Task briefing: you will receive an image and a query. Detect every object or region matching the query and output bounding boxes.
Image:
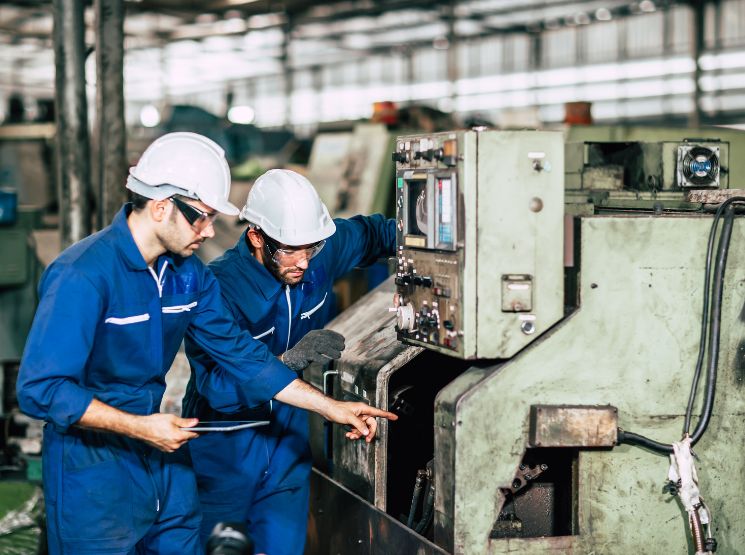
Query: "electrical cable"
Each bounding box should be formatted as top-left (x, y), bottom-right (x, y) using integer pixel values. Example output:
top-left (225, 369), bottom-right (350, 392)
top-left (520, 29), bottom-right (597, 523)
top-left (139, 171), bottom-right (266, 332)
top-left (406, 470), bottom-right (426, 529)
top-left (618, 197), bottom-right (745, 454)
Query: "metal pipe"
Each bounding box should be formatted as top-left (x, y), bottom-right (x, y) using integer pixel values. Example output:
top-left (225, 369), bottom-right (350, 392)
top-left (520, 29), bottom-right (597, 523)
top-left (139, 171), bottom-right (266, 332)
top-left (281, 15), bottom-right (294, 128)
top-left (94, 0), bottom-right (127, 228)
top-left (53, 0), bottom-right (92, 248)
top-left (690, 508), bottom-right (705, 554)
top-left (690, 0), bottom-right (705, 128)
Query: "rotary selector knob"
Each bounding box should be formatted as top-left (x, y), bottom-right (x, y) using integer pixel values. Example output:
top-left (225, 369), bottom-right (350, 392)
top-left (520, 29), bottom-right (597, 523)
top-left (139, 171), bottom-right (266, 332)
top-left (397, 304), bottom-right (416, 331)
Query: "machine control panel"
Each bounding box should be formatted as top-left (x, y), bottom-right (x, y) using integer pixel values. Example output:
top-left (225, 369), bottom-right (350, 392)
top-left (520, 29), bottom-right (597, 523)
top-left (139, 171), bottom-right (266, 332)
top-left (392, 129), bottom-right (565, 359)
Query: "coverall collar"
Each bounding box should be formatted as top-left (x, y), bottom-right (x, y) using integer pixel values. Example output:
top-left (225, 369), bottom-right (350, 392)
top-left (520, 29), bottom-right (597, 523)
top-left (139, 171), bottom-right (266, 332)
top-left (112, 203), bottom-right (182, 274)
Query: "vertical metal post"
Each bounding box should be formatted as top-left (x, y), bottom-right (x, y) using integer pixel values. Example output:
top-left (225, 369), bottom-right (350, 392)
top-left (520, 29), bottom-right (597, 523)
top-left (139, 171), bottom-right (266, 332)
top-left (444, 0), bottom-right (457, 113)
top-left (53, 0), bottom-right (91, 248)
top-left (281, 15), bottom-right (294, 128)
top-left (690, 0), bottom-right (705, 128)
top-left (95, 0), bottom-right (127, 229)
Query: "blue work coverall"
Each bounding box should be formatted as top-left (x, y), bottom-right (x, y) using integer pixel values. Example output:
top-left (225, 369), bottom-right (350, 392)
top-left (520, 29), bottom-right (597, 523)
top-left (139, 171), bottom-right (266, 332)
top-left (183, 214), bottom-right (396, 554)
top-left (16, 205), bottom-right (296, 555)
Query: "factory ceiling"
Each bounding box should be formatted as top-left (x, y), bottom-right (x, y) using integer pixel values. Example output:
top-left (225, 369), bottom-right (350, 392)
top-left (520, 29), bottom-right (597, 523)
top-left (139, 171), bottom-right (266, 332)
top-left (0, 1), bottom-right (692, 106)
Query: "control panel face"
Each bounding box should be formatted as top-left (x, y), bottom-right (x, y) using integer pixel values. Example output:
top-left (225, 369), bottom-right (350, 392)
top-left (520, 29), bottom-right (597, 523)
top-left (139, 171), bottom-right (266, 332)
top-left (394, 134), bottom-right (465, 355)
top-left (392, 129), bottom-right (565, 360)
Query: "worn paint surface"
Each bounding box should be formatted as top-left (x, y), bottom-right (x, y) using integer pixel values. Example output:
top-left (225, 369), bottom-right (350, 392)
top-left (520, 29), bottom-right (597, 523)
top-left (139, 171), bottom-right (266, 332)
top-left (528, 405), bottom-right (617, 448)
top-left (437, 215), bottom-right (745, 554)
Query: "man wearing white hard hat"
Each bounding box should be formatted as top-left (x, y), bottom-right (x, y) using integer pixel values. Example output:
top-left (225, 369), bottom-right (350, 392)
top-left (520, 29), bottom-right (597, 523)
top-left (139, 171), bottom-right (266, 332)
top-left (16, 134), bottom-right (396, 555)
top-left (183, 169), bottom-right (397, 554)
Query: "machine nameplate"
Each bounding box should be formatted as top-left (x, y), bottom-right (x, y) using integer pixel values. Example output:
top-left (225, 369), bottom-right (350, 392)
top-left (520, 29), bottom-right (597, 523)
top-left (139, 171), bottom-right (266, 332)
top-left (529, 404), bottom-right (618, 447)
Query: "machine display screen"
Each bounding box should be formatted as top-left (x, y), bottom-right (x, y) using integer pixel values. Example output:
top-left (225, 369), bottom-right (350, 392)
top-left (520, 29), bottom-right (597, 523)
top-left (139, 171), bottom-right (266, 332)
top-left (406, 180), bottom-right (428, 237)
top-left (436, 177), bottom-right (455, 249)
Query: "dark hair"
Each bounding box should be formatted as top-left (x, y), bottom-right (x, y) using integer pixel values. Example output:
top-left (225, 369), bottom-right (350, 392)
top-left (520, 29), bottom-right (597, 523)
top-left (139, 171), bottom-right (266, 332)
top-left (129, 192), bottom-right (151, 211)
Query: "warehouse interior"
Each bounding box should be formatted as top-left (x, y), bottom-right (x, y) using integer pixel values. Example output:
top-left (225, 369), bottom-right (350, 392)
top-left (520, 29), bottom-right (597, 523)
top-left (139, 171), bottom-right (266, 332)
top-left (2, 1), bottom-right (745, 554)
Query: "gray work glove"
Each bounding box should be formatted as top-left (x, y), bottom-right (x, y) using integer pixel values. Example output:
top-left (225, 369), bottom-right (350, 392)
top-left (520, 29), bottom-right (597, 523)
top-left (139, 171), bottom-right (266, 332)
top-left (282, 329), bottom-right (346, 372)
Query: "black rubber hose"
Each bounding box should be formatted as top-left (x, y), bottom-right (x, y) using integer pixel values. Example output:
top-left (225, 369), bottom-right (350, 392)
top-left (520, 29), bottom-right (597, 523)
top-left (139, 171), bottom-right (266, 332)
top-left (683, 200), bottom-right (720, 434)
top-left (690, 203), bottom-right (734, 444)
top-left (618, 198), bottom-right (743, 453)
top-left (407, 470), bottom-right (427, 529)
top-left (414, 482), bottom-right (436, 535)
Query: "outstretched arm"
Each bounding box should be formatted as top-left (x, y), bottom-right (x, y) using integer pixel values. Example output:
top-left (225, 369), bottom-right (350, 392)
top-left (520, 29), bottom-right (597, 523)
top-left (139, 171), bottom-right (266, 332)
top-left (274, 378), bottom-right (397, 443)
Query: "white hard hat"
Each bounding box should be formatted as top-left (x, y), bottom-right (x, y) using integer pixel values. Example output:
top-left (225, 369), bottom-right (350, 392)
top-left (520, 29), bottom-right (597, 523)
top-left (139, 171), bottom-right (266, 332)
top-left (240, 169), bottom-right (336, 245)
top-left (127, 132), bottom-right (239, 216)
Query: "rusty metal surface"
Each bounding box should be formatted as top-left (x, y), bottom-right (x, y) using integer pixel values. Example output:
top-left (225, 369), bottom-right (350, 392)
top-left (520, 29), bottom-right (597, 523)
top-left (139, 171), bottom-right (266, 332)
top-left (306, 468), bottom-right (450, 555)
top-left (685, 188), bottom-right (745, 204)
top-left (582, 165), bottom-right (624, 190)
top-left (529, 405), bottom-right (618, 448)
top-left (306, 275), bottom-right (421, 503)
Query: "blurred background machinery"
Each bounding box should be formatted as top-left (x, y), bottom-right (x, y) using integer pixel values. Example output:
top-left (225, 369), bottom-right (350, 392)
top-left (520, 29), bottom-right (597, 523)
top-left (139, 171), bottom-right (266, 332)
top-left (306, 126), bottom-right (745, 554)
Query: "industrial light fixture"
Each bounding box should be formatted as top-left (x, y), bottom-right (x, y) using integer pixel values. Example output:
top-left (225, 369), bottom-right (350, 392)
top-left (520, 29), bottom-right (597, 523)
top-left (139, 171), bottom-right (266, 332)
top-left (139, 104), bottom-right (160, 127)
top-left (227, 105), bottom-right (255, 124)
top-left (595, 8), bottom-right (612, 21)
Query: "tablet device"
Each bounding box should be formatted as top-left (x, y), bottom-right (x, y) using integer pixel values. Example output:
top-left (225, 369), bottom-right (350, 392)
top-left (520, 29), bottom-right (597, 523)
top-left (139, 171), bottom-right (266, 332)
top-left (180, 420), bottom-right (270, 432)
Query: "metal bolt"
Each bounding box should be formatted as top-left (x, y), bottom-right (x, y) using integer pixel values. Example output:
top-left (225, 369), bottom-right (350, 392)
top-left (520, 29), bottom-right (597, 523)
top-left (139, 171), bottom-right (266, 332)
top-left (540, 464), bottom-right (548, 471)
top-left (521, 321), bottom-right (535, 335)
top-left (512, 479), bottom-right (522, 489)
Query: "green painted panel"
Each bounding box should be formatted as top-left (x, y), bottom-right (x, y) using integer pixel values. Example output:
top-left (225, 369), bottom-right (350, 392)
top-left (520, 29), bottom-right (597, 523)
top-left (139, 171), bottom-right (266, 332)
top-left (437, 215), bottom-right (745, 554)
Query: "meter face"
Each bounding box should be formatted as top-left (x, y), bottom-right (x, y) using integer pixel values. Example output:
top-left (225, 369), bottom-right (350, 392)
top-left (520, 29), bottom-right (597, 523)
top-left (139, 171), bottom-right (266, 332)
top-left (406, 179), bottom-right (428, 237)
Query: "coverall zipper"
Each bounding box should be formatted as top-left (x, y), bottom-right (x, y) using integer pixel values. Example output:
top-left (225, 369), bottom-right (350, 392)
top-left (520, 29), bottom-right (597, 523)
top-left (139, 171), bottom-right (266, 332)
top-left (141, 450), bottom-right (161, 512)
top-left (145, 262), bottom-right (167, 512)
top-left (284, 285), bottom-right (292, 352)
top-left (148, 261), bottom-right (168, 298)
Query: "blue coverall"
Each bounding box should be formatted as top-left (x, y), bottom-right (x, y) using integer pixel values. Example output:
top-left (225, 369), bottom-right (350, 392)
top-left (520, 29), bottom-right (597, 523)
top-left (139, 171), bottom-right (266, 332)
top-left (16, 205), bottom-right (296, 555)
top-left (183, 214), bottom-right (396, 554)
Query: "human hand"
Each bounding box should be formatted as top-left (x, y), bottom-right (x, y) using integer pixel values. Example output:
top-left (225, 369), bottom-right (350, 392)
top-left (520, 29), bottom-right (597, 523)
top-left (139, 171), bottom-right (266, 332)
top-left (323, 401), bottom-right (398, 443)
top-left (134, 413), bottom-right (199, 452)
top-left (282, 329), bottom-right (345, 372)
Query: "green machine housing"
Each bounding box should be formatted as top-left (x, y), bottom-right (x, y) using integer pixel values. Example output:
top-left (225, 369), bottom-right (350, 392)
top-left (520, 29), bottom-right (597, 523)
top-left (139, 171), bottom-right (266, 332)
top-left (305, 126), bottom-right (745, 555)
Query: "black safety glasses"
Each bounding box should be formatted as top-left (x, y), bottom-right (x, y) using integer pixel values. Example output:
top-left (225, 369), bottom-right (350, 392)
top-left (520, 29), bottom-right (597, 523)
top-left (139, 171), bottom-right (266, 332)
top-left (170, 197), bottom-right (218, 232)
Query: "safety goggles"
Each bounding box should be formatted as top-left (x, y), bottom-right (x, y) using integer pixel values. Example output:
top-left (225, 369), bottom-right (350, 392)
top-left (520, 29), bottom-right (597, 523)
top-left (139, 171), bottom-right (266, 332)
top-left (170, 197), bottom-right (218, 232)
top-left (261, 231), bottom-right (325, 264)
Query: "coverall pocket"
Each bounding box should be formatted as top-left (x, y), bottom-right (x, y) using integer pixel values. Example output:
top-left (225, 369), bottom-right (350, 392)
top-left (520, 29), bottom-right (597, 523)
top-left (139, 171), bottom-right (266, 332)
top-left (101, 305), bottom-right (152, 380)
top-left (59, 434), bottom-right (134, 542)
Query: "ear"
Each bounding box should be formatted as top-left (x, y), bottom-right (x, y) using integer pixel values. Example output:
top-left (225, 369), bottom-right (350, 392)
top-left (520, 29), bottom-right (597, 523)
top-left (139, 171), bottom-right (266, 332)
top-left (247, 228), bottom-right (264, 249)
top-left (149, 198), bottom-right (171, 223)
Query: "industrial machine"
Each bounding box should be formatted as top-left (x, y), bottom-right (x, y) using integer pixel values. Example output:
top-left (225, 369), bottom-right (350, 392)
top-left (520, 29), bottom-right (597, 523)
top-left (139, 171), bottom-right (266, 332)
top-left (306, 127), bottom-right (745, 554)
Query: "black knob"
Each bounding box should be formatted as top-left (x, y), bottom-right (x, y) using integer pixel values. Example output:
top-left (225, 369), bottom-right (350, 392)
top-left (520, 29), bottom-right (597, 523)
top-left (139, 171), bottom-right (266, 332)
top-left (433, 148), bottom-right (444, 161)
top-left (421, 276), bottom-right (433, 287)
top-left (412, 276), bottom-right (423, 285)
top-left (392, 151), bottom-right (407, 164)
top-left (402, 274), bottom-right (412, 284)
top-left (422, 149), bottom-right (434, 162)
top-left (414, 150), bottom-right (424, 160)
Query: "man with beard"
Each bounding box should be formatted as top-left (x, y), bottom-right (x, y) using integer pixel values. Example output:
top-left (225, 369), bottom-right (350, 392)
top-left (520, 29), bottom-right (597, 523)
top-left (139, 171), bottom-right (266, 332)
top-left (16, 135), bottom-right (396, 555)
top-left (183, 169), bottom-right (396, 554)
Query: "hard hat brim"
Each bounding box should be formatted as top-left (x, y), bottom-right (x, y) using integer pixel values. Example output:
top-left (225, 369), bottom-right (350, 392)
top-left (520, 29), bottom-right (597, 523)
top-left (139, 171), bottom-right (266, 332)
top-left (128, 169), bottom-right (240, 216)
